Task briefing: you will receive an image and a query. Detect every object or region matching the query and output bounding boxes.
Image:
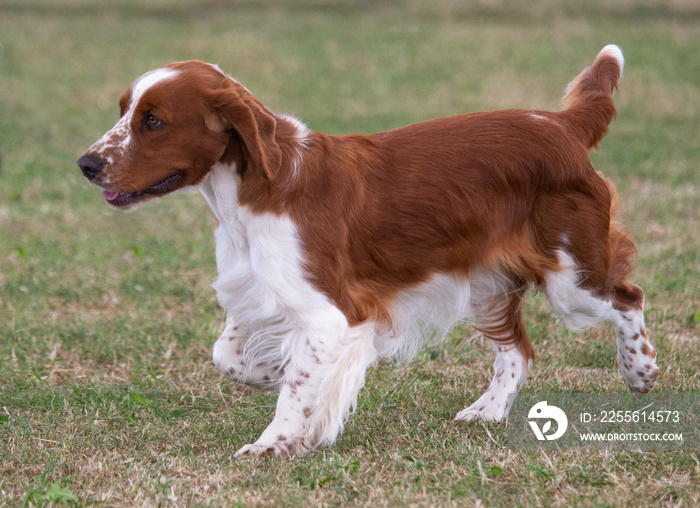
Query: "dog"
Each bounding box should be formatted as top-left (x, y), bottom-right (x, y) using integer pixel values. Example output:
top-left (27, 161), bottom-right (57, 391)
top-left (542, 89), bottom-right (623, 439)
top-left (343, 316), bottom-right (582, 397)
top-left (78, 45), bottom-right (657, 457)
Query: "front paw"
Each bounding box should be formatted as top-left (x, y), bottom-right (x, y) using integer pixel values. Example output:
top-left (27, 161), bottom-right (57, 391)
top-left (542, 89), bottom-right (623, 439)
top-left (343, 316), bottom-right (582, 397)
top-left (234, 436), bottom-right (309, 458)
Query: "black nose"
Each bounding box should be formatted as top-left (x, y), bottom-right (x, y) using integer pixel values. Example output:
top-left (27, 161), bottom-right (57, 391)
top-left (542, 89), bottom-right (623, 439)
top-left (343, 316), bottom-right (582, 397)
top-left (78, 154), bottom-right (105, 180)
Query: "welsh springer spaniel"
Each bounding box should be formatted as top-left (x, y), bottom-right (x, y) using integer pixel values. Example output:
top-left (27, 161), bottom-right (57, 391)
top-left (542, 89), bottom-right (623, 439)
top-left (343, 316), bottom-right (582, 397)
top-left (78, 45), bottom-right (657, 457)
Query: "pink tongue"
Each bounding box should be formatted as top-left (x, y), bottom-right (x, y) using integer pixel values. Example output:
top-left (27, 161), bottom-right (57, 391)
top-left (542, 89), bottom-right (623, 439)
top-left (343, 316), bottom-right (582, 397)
top-left (103, 190), bottom-right (120, 201)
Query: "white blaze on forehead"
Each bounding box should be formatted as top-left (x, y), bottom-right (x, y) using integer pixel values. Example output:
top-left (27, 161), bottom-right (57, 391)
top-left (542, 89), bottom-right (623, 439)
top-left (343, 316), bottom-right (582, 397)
top-left (126, 67), bottom-right (180, 115)
top-left (87, 67), bottom-right (180, 166)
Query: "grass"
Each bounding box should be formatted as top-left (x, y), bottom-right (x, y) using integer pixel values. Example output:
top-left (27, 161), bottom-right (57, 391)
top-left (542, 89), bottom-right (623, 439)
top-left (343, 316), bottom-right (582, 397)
top-left (1, 0), bottom-right (699, 505)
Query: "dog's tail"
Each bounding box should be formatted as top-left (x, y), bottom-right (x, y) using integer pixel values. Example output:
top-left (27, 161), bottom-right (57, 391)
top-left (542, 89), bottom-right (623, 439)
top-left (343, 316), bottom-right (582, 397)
top-left (559, 45), bottom-right (624, 150)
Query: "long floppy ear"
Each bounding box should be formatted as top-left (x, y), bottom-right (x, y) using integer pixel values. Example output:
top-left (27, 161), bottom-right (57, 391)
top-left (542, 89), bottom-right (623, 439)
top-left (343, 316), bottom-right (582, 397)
top-left (207, 78), bottom-right (283, 180)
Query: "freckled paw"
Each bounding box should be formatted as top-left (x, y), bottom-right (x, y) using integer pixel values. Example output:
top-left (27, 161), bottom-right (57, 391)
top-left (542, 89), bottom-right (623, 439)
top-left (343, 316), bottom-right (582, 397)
top-left (234, 443), bottom-right (276, 458)
top-left (625, 366), bottom-right (659, 395)
top-left (234, 437), bottom-right (309, 458)
top-left (454, 404), bottom-right (506, 423)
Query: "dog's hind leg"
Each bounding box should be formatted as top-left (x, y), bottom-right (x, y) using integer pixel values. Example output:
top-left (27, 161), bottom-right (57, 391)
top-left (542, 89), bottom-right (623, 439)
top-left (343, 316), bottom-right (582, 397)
top-left (544, 248), bottom-right (658, 395)
top-left (534, 176), bottom-right (657, 395)
top-left (610, 282), bottom-right (658, 394)
top-left (455, 281), bottom-right (534, 422)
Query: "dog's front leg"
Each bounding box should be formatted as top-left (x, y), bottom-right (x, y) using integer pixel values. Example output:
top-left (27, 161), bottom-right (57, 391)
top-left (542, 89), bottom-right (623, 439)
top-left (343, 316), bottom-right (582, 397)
top-left (212, 318), bottom-right (283, 389)
top-left (234, 324), bottom-right (377, 458)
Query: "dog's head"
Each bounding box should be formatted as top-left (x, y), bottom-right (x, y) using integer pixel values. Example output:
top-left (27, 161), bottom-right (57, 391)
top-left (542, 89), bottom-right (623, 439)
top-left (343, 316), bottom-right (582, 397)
top-left (78, 61), bottom-right (282, 209)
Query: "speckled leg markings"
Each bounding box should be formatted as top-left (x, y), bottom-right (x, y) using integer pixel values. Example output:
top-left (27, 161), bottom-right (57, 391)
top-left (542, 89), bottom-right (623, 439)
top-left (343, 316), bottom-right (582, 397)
top-left (615, 308), bottom-right (658, 394)
top-left (233, 339), bottom-right (327, 458)
top-left (234, 325), bottom-right (377, 458)
top-left (212, 320), bottom-right (282, 389)
top-left (233, 363), bottom-right (315, 458)
top-left (455, 343), bottom-right (529, 422)
top-left (543, 252), bottom-right (658, 395)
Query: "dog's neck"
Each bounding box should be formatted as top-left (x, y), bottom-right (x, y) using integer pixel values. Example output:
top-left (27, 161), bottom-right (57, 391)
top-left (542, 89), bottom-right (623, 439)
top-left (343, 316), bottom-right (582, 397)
top-left (199, 162), bottom-right (249, 249)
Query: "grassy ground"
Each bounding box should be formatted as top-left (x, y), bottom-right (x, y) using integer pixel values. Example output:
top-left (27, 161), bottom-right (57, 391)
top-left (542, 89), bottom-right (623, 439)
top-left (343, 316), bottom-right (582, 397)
top-left (1, 0), bottom-right (699, 506)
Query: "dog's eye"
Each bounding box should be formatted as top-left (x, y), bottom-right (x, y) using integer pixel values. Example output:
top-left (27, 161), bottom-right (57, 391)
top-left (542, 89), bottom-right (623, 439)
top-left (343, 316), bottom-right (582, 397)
top-left (144, 114), bottom-right (162, 128)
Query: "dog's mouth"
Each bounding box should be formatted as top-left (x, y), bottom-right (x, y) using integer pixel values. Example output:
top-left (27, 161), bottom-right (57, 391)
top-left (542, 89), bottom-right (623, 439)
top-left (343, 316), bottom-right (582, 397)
top-left (102, 172), bottom-right (183, 208)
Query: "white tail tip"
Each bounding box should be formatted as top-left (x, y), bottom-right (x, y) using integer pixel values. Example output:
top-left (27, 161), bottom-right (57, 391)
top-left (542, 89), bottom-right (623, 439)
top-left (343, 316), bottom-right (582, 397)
top-left (598, 44), bottom-right (624, 77)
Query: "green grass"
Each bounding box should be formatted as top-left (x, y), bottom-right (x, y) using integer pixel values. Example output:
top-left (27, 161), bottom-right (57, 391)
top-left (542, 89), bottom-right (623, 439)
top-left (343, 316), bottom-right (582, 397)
top-left (1, 0), bottom-right (699, 506)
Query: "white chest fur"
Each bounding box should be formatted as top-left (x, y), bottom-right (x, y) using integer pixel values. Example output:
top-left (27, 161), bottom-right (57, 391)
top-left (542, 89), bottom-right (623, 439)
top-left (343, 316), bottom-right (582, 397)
top-left (199, 163), bottom-right (380, 455)
top-left (198, 163), bottom-right (349, 364)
